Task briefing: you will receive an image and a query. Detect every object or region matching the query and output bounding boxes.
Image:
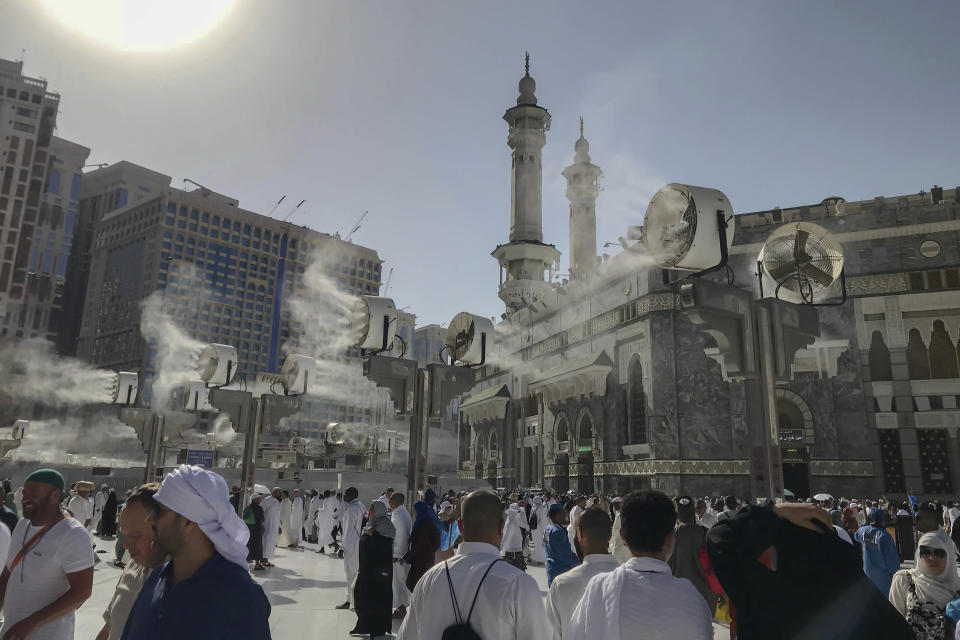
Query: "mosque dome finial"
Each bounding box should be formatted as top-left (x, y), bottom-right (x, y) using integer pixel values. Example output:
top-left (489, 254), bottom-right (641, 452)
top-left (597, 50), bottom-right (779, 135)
top-left (517, 51), bottom-right (537, 105)
top-left (574, 116), bottom-right (590, 162)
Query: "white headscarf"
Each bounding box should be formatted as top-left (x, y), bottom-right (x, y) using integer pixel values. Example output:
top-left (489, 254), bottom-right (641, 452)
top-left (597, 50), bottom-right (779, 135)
top-left (911, 531), bottom-right (960, 608)
top-left (155, 465), bottom-right (250, 571)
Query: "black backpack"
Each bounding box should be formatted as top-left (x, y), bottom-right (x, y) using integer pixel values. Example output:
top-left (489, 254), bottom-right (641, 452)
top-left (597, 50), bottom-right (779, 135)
top-left (528, 512), bottom-right (538, 530)
top-left (441, 558), bottom-right (502, 640)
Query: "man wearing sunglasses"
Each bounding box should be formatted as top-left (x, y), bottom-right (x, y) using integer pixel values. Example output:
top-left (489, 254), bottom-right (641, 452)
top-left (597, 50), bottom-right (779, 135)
top-left (0, 468), bottom-right (94, 640)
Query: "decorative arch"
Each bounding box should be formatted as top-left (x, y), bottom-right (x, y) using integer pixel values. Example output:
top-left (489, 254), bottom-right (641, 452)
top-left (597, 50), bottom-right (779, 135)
top-left (907, 328), bottom-right (931, 380)
top-left (554, 413), bottom-right (569, 450)
top-left (575, 406), bottom-right (595, 454)
top-left (868, 330), bottom-right (893, 381)
top-left (474, 432), bottom-right (486, 465)
top-left (775, 389), bottom-right (815, 445)
top-left (929, 320), bottom-right (960, 379)
top-left (488, 430), bottom-right (498, 457)
top-left (627, 356), bottom-right (647, 444)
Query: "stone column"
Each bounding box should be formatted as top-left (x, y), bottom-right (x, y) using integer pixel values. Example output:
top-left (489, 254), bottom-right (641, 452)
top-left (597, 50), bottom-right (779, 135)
top-left (946, 428), bottom-right (960, 496)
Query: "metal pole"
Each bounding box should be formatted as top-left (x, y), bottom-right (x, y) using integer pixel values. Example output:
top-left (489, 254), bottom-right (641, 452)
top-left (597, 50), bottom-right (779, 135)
top-left (238, 396), bottom-right (263, 515)
top-left (406, 368), bottom-right (429, 503)
top-left (145, 414), bottom-right (165, 484)
top-left (754, 303), bottom-right (784, 501)
top-left (419, 368), bottom-right (431, 491)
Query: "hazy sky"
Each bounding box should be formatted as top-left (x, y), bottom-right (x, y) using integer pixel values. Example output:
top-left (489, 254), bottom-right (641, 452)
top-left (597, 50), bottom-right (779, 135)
top-left (2, 1), bottom-right (959, 328)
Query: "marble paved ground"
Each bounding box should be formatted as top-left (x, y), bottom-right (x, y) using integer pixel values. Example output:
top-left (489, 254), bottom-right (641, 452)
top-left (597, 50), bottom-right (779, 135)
top-left (76, 535), bottom-right (731, 639)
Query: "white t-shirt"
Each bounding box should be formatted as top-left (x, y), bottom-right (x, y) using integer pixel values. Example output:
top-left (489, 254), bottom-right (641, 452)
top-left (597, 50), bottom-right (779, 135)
top-left (4, 516), bottom-right (95, 640)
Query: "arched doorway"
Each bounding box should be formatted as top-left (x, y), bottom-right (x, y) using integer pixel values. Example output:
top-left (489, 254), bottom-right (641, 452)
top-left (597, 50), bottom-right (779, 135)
top-left (575, 409), bottom-right (596, 494)
top-left (777, 390), bottom-right (813, 499)
top-left (522, 447), bottom-right (535, 488)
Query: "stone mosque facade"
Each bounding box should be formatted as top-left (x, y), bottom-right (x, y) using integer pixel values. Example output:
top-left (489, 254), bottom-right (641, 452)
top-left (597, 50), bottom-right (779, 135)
top-left (455, 59), bottom-right (960, 500)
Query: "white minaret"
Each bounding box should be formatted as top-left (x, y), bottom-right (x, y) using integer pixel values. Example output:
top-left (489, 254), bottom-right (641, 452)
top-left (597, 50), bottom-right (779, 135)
top-left (492, 53), bottom-right (560, 311)
top-left (562, 118), bottom-right (602, 279)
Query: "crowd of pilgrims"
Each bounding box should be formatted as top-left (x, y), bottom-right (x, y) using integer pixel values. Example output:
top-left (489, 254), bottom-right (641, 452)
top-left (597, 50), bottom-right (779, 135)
top-left (234, 483), bottom-right (960, 640)
top-left (1, 468), bottom-right (960, 639)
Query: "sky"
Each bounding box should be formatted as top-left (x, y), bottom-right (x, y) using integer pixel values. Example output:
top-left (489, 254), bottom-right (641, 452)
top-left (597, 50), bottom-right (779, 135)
top-left (2, 0), bottom-right (959, 328)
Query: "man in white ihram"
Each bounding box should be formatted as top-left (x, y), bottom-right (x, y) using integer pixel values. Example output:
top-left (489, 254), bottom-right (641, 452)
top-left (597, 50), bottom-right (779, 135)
top-left (277, 491), bottom-right (293, 546)
top-left (567, 496), bottom-right (585, 552)
top-left (389, 492), bottom-right (413, 619)
top-left (315, 490), bottom-right (339, 553)
top-left (398, 489), bottom-right (550, 640)
top-left (568, 490), bottom-right (712, 640)
top-left (335, 487), bottom-right (365, 610)
top-left (306, 490), bottom-right (319, 543)
top-left (93, 484), bottom-right (109, 534)
top-left (547, 508), bottom-right (620, 639)
top-left (66, 482), bottom-right (94, 531)
top-left (259, 487), bottom-right (281, 566)
top-left (288, 489), bottom-right (304, 548)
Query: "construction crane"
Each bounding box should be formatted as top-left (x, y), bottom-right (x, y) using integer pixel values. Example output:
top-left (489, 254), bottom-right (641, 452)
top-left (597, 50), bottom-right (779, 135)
top-left (343, 210), bottom-right (368, 242)
top-left (281, 199), bottom-right (306, 222)
top-left (267, 195), bottom-right (286, 217)
top-left (183, 178), bottom-right (212, 196)
top-left (383, 266), bottom-right (394, 296)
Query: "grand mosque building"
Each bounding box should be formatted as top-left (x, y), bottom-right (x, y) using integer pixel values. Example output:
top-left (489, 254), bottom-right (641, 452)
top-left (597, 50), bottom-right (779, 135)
top-left (455, 58), bottom-right (960, 500)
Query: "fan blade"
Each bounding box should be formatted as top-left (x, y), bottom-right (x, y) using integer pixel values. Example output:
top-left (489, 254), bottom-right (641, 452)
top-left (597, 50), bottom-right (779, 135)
top-left (793, 229), bottom-right (810, 263)
top-left (799, 262), bottom-right (834, 287)
top-left (768, 262), bottom-right (797, 281)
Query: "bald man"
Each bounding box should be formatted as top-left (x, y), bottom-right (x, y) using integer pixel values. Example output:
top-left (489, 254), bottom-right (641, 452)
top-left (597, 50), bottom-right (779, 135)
top-left (547, 508), bottom-right (619, 639)
top-left (398, 490), bottom-right (550, 640)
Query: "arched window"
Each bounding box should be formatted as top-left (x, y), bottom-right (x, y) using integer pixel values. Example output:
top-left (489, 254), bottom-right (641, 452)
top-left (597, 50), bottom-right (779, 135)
top-left (869, 331), bottom-right (893, 381)
top-left (578, 411), bottom-right (594, 444)
top-left (929, 320), bottom-right (960, 379)
top-left (555, 414), bottom-right (569, 446)
top-left (907, 328), bottom-right (931, 380)
top-left (489, 431), bottom-right (498, 455)
top-left (627, 358), bottom-right (646, 444)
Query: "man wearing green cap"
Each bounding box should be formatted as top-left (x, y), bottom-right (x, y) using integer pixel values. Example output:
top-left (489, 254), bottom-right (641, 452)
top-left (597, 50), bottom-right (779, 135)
top-left (0, 468), bottom-right (94, 640)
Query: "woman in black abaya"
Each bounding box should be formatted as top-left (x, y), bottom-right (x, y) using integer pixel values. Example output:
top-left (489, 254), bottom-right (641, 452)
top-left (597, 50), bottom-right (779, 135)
top-left (351, 500), bottom-right (396, 638)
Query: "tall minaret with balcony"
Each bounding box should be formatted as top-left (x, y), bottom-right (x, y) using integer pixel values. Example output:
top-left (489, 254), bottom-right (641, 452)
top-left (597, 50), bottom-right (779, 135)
top-left (492, 53), bottom-right (560, 312)
top-left (562, 118), bottom-right (602, 279)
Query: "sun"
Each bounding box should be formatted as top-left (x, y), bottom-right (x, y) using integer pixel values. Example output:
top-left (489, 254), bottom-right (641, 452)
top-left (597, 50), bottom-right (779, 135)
top-left (38, 0), bottom-right (236, 53)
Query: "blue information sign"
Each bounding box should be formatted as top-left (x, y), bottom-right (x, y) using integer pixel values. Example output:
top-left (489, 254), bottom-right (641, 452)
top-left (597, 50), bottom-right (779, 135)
top-left (186, 449), bottom-right (215, 468)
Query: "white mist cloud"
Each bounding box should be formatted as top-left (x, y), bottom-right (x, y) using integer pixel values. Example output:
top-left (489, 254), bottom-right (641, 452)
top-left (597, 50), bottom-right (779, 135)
top-left (139, 264), bottom-right (211, 412)
top-left (10, 412), bottom-right (145, 467)
top-left (0, 338), bottom-right (117, 405)
top-left (280, 259), bottom-right (387, 441)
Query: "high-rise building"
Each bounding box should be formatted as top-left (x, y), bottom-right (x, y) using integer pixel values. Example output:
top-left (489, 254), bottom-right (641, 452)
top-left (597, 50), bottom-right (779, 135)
top-left (76, 164), bottom-right (383, 431)
top-left (413, 323), bottom-right (446, 366)
top-left (59, 162), bottom-right (170, 355)
top-left (20, 136), bottom-right (90, 342)
top-left (389, 310), bottom-right (416, 359)
top-left (0, 58), bottom-right (67, 338)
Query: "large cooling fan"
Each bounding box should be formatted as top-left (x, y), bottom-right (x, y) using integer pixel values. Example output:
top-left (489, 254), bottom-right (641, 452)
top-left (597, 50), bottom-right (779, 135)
top-left (445, 313), bottom-right (494, 365)
top-left (352, 296), bottom-right (397, 351)
top-left (759, 222), bottom-right (844, 302)
top-left (643, 184), bottom-right (735, 271)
